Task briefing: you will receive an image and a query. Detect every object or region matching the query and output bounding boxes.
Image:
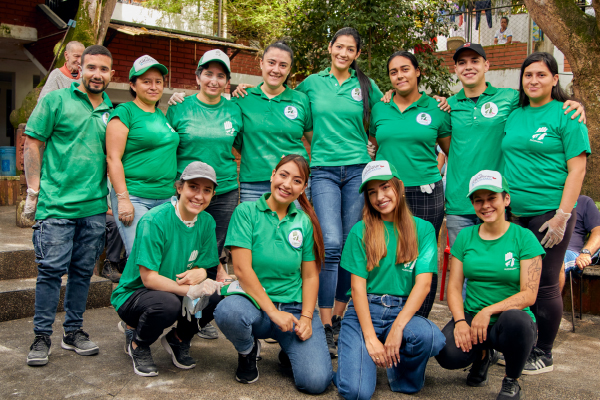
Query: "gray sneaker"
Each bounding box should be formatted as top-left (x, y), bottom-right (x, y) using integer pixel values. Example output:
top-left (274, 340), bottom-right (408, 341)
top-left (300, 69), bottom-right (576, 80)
top-left (27, 334), bottom-right (51, 366)
top-left (118, 321), bottom-right (134, 355)
top-left (61, 329), bottom-right (99, 356)
top-left (197, 322), bottom-right (219, 340)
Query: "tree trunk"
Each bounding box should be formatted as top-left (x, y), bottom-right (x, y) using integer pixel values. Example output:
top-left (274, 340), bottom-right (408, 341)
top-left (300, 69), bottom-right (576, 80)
top-left (522, 0), bottom-right (600, 201)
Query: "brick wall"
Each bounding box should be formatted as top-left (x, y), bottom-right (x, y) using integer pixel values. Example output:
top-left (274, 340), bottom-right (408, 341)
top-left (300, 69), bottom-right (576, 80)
top-left (0, 0), bottom-right (44, 27)
top-left (437, 43), bottom-right (528, 73)
top-left (564, 57), bottom-right (571, 72)
top-left (106, 29), bottom-right (261, 90)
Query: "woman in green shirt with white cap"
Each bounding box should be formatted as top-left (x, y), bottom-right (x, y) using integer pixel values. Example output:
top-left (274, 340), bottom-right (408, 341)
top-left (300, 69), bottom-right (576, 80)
top-left (166, 49), bottom-right (242, 285)
top-left (107, 55), bottom-right (179, 256)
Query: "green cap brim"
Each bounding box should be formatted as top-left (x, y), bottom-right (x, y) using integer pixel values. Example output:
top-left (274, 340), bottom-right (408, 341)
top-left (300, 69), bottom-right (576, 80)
top-left (359, 174), bottom-right (395, 194)
top-left (466, 184), bottom-right (505, 198)
top-left (129, 63), bottom-right (169, 79)
top-left (220, 284), bottom-right (261, 309)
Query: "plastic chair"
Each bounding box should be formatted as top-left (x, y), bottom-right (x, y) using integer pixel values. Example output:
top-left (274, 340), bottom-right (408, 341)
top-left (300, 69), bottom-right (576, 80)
top-left (440, 235), bottom-right (451, 301)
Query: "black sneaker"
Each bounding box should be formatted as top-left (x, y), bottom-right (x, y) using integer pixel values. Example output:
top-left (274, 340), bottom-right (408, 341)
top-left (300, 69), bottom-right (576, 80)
top-left (129, 342), bottom-right (158, 377)
top-left (324, 324), bottom-right (337, 357)
top-left (522, 347), bottom-right (553, 375)
top-left (161, 330), bottom-right (196, 369)
top-left (278, 349), bottom-right (292, 369)
top-left (236, 338), bottom-right (261, 384)
top-left (497, 352), bottom-right (506, 366)
top-left (197, 322), bottom-right (219, 340)
top-left (497, 377), bottom-right (523, 399)
top-left (102, 259), bottom-right (122, 283)
top-left (331, 315), bottom-right (342, 343)
top-left (27, 334), bottom-right (51, 366)
top-left (118, 321), bottom-right (134, 355)
top-left (467, 349), bottom-right (497, 387)
top-left (61, 329), bottom-right (99, 356)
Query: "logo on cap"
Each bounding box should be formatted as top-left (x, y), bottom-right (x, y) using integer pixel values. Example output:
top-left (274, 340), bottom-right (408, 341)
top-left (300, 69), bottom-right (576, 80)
top-left (464, 43), bottom-right (471, 47)
top-left (416, 112), bottom-right (432, 126)
top-left (481, 102), bottom-right (498, 118)
top-left (135, 55), bottom-right (158, 71)
top-left (351, 88), bottom-right (362, 101)
top-left (288, 230), bottom-right (303, 248)
top-left (224, 121), bottom-right (235, 136)
top-left (284, 106), bottom-right (298, 120)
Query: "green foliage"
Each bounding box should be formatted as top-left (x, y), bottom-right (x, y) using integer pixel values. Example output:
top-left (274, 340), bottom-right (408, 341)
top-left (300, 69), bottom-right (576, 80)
top-left (286, 0), bottom-right (456, 95)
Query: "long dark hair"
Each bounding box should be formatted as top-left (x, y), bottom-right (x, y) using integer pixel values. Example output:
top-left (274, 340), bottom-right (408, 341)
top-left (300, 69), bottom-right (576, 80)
top-left (263, 41), bottom-right (294, 85)
top-left (330, 27), bottom-right (373, 130)
top-left (273, 154), bottom-right (325, 270)
top-left (518, 52), bottom-right (570, 106)
top-left (386, 51), bottom-right (421, 85)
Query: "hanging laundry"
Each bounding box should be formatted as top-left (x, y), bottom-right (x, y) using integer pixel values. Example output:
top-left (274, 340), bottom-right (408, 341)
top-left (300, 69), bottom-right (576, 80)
top-left (475, 0), bottom-right (492, 30)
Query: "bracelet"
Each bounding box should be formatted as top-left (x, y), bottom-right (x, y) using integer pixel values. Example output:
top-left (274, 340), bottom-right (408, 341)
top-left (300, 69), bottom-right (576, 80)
top-left (300, 313), bottom-right (313, 320)
top-left (454, 318), bottom-right (467, 325)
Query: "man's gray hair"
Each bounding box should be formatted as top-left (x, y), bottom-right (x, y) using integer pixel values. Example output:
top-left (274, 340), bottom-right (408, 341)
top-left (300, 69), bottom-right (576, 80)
top-left (65, 41), bottom-right (85, 53)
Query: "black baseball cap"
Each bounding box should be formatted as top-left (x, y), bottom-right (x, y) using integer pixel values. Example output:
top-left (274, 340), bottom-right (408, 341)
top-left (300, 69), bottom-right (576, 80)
top-left (453, 43), bottom-right (487, 62)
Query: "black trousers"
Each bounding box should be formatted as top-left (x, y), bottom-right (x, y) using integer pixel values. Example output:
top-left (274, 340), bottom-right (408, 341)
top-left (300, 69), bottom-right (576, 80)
top-left (117, 288), bottom-right (222, 347)
top-left (435, 310), bottom-right (537, 379)
top-left (105, 213), bottom-right (124, 264)
top-left (513, 209), bottom-right (576, 353)
top-left (405, 179), bottom-right (445, 318)
top-left (203, 188), bottom-right (239, 280)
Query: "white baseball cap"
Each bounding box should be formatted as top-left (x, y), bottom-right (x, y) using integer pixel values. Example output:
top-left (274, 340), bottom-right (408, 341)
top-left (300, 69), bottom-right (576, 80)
top-left (467, 170), bottom-right (510, 198)
top-left (359, 160), bottom-right (401, 193)
top-left (129, 55), bottom-right (168, 79)
top-left (198, 49), bottom-right (231, 73)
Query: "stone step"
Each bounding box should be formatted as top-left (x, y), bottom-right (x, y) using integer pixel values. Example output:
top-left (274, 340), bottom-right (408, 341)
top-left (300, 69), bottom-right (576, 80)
top-left (0, 250), bottom-right (38, 280)
top-left (0, 275), bottom-right (112, 322)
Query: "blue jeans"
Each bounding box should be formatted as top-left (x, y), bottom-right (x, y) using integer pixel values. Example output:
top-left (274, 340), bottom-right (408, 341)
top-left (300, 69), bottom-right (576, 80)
top-left (564, 249), bottom-right (600, 276)
top-left (335, 295), bottom-right (445, 398)
top-left (110, 189), bottom-right (170, 257)
top-left (311, 164), bottom-right (366, 307)
top-left (32, 213), bottom-right (106, 336)
top-left (446, 214), bottom-right (481, 299)
top-left (214, 295), bottom-right (333, 394)
top-left (204, 188), bottom-right (239, 278)
top-left (239, 179), bottom-right (311, 210)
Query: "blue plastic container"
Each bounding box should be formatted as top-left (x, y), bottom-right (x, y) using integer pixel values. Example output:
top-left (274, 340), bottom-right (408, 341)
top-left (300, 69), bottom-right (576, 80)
top-left (0, 146), bottom-right (16, 176)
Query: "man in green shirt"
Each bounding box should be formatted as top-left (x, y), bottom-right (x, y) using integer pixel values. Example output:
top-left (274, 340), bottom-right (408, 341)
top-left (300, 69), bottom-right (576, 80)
top-left (445, 43), bottom-right (585, 247)
top-left (22, 45), bottom-right (115, 367)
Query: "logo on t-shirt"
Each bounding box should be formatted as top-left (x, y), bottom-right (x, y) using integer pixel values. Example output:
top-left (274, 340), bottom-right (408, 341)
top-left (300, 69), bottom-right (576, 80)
top-left (416, 113), bottom-right (432, 126)
top-left (351, 88), bottom-right (362, 101)
top-left (187, 249), bottom-right (199, 269)
top-left (481, 102), bottom-right (498, 118)
top-left (102, 112), bottom-right (110, 126)
top-left (166, 122), bottom-right (176, 133)
top-left (284, 106), bottom-right (298, 120)
top-left (288, 229), bottom-right (303, 248)
top-left (224, 121), bottom-right (235, 136)
top-left (402, 259), bottom-right (417, 271)
top-left (530, 127), bottom-right (548, 143)
top-left (505, 252), bottom-right (516, 270)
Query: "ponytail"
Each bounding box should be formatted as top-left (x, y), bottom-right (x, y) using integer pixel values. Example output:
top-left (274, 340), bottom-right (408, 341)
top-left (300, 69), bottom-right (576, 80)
top-left (273, 155), bottom-right (325, 271)
top-left (330, 27), bottom-right (373, 131)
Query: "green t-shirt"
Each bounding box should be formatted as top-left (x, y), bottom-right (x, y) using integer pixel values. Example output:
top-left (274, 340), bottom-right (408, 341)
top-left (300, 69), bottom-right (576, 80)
top-left (231, 84), bottom-right (312, 182)
top-left (370, 93), bottom-right (451, 186)
top-left (340, 217), bottom-right (438, 297)
top-left (502, 100), bottom-right (591, 217)
top-left (109, 102), bottom-right (179, 199)
top-left (25, 83), bottom-right (110, 220)
top-left (225, 193), bottom-right (315, 303)
top-left (296, 68), bottom-right (383, 167)
top-left (166, 95), bottom-right (243, 195)
top-left (445, 84), bottom-right (519, 215)
top-left (111, 200), bottom-right (219, 311)
top-left (451, 223), bottom-right (546, 324)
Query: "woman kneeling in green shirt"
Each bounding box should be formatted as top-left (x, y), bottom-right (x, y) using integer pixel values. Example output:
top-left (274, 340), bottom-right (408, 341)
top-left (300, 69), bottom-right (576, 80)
top-left (334, 160), bottom-right (445, 399)
top-left (111, 162), bottom-right (223, 377)
top-left (436, 170), bottom-right (545, 400)
top-left (213, 155), bottom-right (333, 393)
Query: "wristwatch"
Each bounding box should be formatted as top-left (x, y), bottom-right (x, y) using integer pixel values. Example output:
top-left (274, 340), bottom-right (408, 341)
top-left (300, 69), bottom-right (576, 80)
top-left (581, 249), bottom-right (592, 256)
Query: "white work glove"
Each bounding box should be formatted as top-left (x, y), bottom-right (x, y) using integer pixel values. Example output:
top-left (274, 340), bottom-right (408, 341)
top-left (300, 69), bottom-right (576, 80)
top-left (539, 209), bottom-right (572, 248)
top-left (181, 296), bottom-right (195, 322)
top-left (420, 183), bottom-right (435, 194)
top-left (116, 191), bottom-right (134, 226)
top-left (22, 188), bottom-right (39, 220)
top-left (167, 92), bottom-right (186, 105)
top-left (186, 279), bottom-right (223, 300)
top-left (367, 142), bottom-right (376, 160)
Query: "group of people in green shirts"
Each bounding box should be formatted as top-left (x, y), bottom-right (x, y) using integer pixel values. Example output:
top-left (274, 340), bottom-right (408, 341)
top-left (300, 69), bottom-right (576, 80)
top-left (22, 25), bottom-right (590, 400)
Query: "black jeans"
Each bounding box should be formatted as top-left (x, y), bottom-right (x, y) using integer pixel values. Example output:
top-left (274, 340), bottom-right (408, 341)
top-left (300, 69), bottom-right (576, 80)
top-left (513, 209), bottom-right (576, 353)
top-left (204, 188), bottom-right (239, 280)
top-left (435, 310), bottom-right (536, 379)
top-left (105, 213), bottom-right (124, 264)
top-left (404, 179), bottom-right (445, 318)
top-left (117, 288), bottom-right (222, 347)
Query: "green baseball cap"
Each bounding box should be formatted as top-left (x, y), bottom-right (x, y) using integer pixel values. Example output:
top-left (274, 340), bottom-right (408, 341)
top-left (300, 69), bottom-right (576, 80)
top-left (198, 49), bottom-right (231, 73)
top-left (129, 55), bottom-right (168, 79)
top-left (359, 160), bottom-right (401, 193)
top-left (466, 170), bottom-right (510, 198)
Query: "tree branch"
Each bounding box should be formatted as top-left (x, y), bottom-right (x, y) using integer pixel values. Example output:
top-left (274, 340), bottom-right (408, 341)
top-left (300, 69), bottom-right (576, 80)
top-left (593, 0), bottom-right (600, 31)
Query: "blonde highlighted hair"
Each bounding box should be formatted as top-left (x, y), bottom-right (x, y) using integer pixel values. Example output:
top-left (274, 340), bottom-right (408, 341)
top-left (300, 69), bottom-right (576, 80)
top-left (362, 177), bottom-right (419, 272)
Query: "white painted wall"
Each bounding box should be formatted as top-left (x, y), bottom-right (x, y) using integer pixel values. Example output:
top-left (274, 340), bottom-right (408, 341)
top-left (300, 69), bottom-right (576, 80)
top-left (0, 59), bottom-right (41, 109)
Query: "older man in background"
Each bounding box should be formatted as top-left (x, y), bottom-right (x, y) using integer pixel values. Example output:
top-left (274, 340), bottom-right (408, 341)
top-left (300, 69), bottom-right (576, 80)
top-left (38, 41), bottom-right (85, 101)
